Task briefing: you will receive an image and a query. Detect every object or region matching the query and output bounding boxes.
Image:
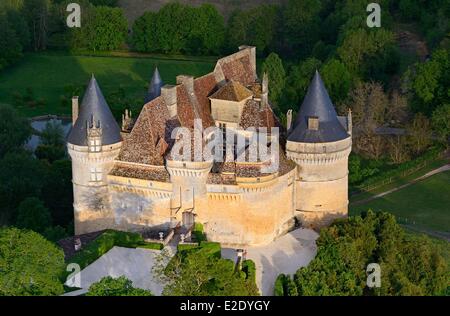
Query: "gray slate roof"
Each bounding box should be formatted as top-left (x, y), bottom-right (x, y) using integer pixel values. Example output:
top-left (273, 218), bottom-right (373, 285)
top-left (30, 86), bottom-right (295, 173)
top-left (67, 76), bottom-right (122, 146)
top-left (145, 67), bottom-right (164, 103)
top-left (288, 71), bottom-right (349, 143)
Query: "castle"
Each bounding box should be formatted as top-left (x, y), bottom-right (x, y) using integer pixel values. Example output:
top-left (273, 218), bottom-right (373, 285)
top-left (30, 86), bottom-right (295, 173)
top-left (67, 46), bottom-right (352, 246)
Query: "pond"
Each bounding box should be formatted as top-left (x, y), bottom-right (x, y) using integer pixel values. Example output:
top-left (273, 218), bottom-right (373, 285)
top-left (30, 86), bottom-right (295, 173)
top-left (26, 117), bottom-right (72, 151)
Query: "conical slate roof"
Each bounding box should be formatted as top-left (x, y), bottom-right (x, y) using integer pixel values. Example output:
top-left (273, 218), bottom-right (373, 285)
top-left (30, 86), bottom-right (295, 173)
top-left (67, 75), bottom-right (122, 146)
top-left (288, 71), bottom-right (349, 143)
top-left (145, 67), bottom-right (164, 103)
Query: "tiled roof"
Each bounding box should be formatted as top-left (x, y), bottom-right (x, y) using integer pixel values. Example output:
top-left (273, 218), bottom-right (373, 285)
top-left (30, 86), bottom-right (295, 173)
top-left (110, 162), bottom-right (170, 182)
top-left (288, 71), bottom-right (349, 143)
top-left (67, 76), bottom-right (121, 146)
top-left (113, 48), bottom-right (294, 184)
top-left (239, 99), bottom-right (276, 130)
top-left (117, 97), bottom-right (179, 166)
top-left (220, 54), bottom-right (255, 86)
top-left (209, 80), bottom-right (253, 102)
top-left (194, 73), bottom-right (217, 127)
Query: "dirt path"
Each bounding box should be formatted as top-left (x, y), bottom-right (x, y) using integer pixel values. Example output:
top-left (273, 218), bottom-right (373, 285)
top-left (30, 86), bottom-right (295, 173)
top-left (351, 164), bottom-right (450, 206)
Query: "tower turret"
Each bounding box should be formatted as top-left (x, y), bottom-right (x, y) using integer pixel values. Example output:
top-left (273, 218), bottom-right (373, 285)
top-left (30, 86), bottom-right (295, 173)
top-left (286, 71), bottom-right (352, 228)
top-left (67, 75), bottom-right (123, 234)
top-left (145, 67), bottom-right (164, 103)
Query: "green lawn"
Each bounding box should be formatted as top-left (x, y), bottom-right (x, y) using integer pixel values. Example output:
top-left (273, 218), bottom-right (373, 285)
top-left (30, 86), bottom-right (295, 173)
top-left (0, 52), bottom-right (215, 117)
top-left (350, 170), bottom-right (450, 233)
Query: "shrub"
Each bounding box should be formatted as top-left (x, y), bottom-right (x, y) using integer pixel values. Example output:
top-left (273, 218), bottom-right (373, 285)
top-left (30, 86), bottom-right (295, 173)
top-left (192, 222), bottom-right (206, 242)
top-left (198, 241), bottom-right (221, 259)
top-left (177, 243), bottom-right (199, 252)
top-left (274, 274), bottom-right (286, 296)
top-left (137, 242), bottom-right (163, 250)
top-left (87, 276), bottom-right (152, 296)
top-left (16, 197), bottom-right (52, 234)
top-left (242, 260), bottom-right (256, 282)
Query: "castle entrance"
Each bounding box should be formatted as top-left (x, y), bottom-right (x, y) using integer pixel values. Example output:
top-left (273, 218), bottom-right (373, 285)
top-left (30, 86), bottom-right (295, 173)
top-left (182, 211), bottom-right (194, 229)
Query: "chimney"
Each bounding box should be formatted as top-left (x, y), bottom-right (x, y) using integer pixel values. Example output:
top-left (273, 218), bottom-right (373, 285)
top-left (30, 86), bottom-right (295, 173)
top-left (72, 96), bottom-right (79, 126)
top-left (286, 109), bottom-right (293, 132)
top-left (176, 75), bottom-right (194, 93)
top-left (347, 108), bottom-right (352, 136)
top-left (161, 85), bottom-right (178, 118)
top-left (261, 72), bottom-right (269, 108)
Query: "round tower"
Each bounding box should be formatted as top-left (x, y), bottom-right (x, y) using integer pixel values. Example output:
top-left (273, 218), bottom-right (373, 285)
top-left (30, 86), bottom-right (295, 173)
top-left (286, 71), bottom-right (352, 228)
top-left (67, 75), bottom-right (123, 235)
top-left (165, 128), bottom-right (213, 230)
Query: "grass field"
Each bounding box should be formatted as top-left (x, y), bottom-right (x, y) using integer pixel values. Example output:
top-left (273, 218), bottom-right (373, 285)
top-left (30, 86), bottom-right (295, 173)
top-left (0, 52), bottom-right (215, 117)
top-left (350, 170), bottom-right (450, 233)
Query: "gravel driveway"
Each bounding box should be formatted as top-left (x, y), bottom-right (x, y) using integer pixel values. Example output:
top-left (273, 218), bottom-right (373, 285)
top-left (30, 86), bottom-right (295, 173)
top-left (221, 228), bottom-right (319, 296)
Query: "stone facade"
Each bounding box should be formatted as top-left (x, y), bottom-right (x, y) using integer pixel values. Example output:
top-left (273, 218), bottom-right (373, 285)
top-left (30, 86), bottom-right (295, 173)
top-left (67, 47), bottom-right (352, 246)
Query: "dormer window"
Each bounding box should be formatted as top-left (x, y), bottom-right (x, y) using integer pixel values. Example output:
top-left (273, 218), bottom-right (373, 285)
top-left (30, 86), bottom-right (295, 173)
top-left (308, 116), bottom-right (319, 130)
top-left (89, 137), bottom-right (102, 152)
top-left (87, 117), bottom-right (103, 152)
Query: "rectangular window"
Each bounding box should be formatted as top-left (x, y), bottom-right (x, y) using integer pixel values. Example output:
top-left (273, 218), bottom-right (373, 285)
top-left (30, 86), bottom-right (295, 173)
top-left (90, 167), bottom-right (102, 182)
top-left (89, 138), bottom-right (102, 152)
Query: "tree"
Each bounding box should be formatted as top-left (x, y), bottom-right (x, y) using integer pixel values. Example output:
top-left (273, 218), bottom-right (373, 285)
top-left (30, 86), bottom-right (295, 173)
top-left (40, 120), bottom-right (65, 146)
top-left (387, 135), bottom-right (410, 163)
top-left (16, 197), bottom-right (52, 234)
top-left (0, 227), bottom-right (65, 295)
top-left (321, 58), bottom-right (352, 103)
top-left (289, 211), bottom-right (448, 296)
top-left (281, 57), bottom-right (321, 112)
top-left (35, 144), bottom-right (66, 162)
top-left (41, 159), bottom-right (73, 228)
top-left (431, 103), bottom-right (450, 144)
top-left (261, 53), bottom-right (285, 106)
top-left (282, 0), bottom-right (321, 58)
top-left (227, 5), bottom-right (279, 55)
top-left (0, 104), bottom-right (32, 158)
top-left (22, 0), bottom-right (50, 51)
top-left (407, 113), bottom-right (432, 155)
top-left (86, 276), bottom-right (153, 296)
top-left (0, 14), bottom-right (23, 70)
top-left (155, 3), bottom-right (195, 54)
top-left (85, 6), bottom-right (128, 51)
top-left (187, 4), bottom-right (225, 55)
top-left (154, 244), bottom-right (259, 296)
top-left (0, 151), bottom-right (46, 224)
top-left (337, 28), bottom-right (395, 77)
top-left (131, 11), bottom-right (159, 53)
top-left (89, 0), bottom-right (118, 6)
top-left (409, 49), bottom-right (450, 115)
top-left (35, 120), bottom-right (66, 162)
top-left (6, 9), bottom-right (30, 49)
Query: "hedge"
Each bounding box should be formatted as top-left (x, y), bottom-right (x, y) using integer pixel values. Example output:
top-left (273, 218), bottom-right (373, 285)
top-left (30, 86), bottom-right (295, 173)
top-left (177, 243), bottom-right (199, 252)
top-left (192, 222), bottom-right (207, 242)
top-left (242, 260), bottom-right (256, 282)
top-left (137, 242), bottom-right (164, 250)
top-left (65, 230), bottom-right (162, 277)
top-left (177, 241), bottom-right (221, 258)
top-left (198, 241), bottom-right (221, 259)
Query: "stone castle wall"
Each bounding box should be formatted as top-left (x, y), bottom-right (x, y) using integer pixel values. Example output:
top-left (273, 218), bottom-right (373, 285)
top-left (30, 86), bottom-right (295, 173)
top-left (287, 137), bottom-right (352, 229)
top-left (68, 142), bottom-right (122, 235)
